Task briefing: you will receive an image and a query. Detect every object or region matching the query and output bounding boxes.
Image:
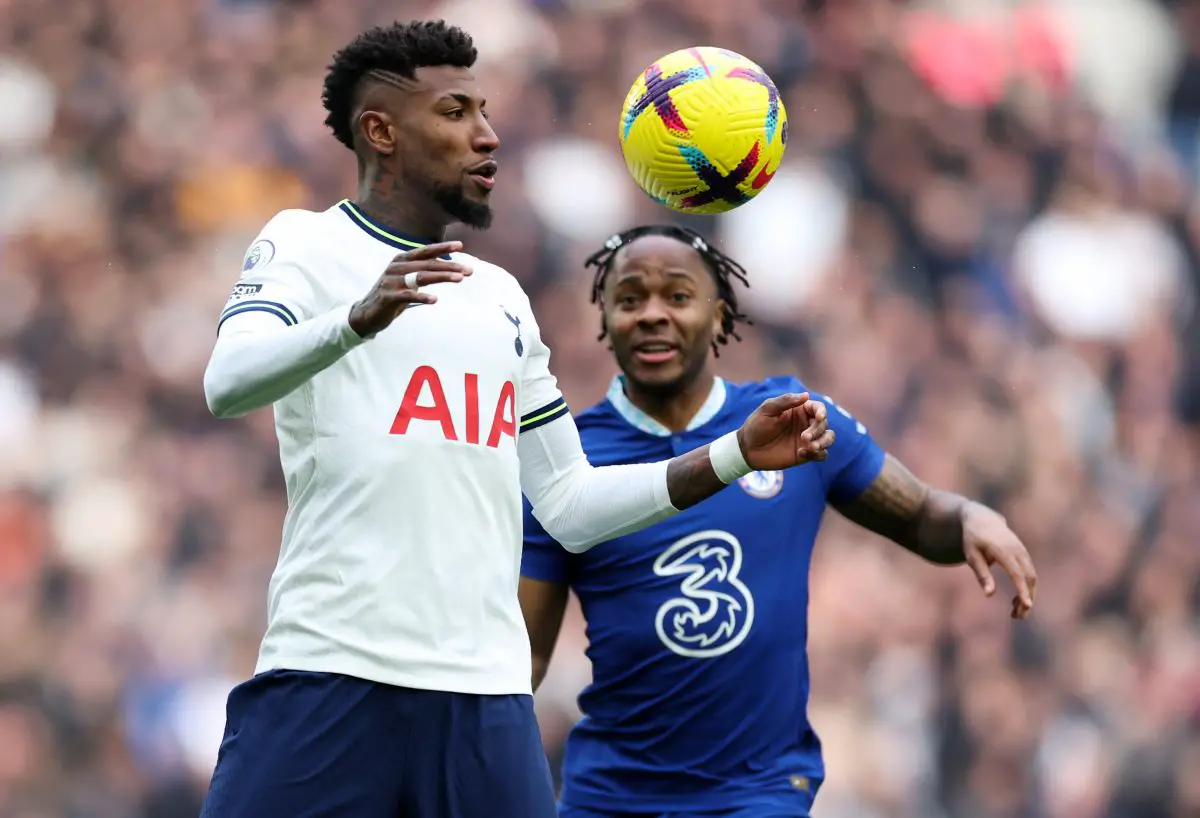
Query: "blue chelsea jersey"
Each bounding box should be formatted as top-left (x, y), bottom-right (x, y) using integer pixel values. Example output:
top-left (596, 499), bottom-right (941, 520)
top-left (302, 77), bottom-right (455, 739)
top-left (521, 376), bottom-right (885, 815)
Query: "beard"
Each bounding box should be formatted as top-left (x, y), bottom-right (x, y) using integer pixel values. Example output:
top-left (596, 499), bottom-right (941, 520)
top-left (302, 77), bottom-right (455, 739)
top-left (430, 180), bottom-right (493, 230)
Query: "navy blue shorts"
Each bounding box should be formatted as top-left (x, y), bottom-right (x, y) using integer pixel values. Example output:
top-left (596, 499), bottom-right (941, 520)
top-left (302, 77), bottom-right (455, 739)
top-left (200, 670), bottom-right (557, 818)
top-left (560, 803), bottom-right (810, 817)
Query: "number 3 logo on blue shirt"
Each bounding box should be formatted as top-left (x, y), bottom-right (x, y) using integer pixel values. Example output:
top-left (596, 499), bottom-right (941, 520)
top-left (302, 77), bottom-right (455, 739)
top-left (653, 530), bottom-right (755, 659)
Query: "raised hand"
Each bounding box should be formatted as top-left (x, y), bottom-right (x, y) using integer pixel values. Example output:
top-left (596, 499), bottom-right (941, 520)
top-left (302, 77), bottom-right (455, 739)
top-left (349, 242), bottom-right (472, 337)
top-left (738, 393), bottom-right (836, 471)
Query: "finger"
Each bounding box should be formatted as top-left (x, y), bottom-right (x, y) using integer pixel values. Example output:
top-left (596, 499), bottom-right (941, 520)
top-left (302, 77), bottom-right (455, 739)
top-left (384, 270), bottom-right (469, 290)
top-left (385, 259), bottom-right (472, 278)
top-left (1013, 552), bottom-right (1037, 618)
top-left (994, 550), bottom-right (1034, 611)
top-left (798, 429), bottom-right (835, 460)
top-left (381, 289), bottom-right (440, 306)
top-left (392, 241), bottom-right (463, 261)
top-left (806, 400), bottom-right (827, 422)
top-left (806, 412), bottom-right (826, 438)
top-left (806, 428), bottom-right (834, 453)
top-left (760, 393), bottom-right (809, 417)
top-left (801, 417), bottom-right (829, 444)
top-left (1012, 591), bottom-right (1032, 619)
top-left (378, 272), bottom-right (467, 294)
top-left (964, 548), bottom-right (996, 597)
top-left (1020, 552), bottom-right (1038, 605)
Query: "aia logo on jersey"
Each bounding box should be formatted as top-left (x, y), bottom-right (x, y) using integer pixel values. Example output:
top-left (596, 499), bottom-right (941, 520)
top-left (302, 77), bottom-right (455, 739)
top-left (390, 366), bottom-right (517, 447)
top-left (738, 470), bottom-right (783, 499)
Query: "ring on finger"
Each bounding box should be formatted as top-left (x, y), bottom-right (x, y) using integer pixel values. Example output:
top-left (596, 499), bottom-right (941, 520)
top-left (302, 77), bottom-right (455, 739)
top-left (403, 272), bottom-right (420, 289)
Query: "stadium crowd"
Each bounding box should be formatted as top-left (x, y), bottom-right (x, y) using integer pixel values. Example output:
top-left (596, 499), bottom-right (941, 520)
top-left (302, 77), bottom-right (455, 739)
top-left (1, 0), bottom-right (1198, 816)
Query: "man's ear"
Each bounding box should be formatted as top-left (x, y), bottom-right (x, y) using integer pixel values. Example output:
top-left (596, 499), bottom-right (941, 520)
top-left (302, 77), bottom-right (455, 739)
top-left (357, 108), bottom-right (395, 156)
top-left (713, 298), bottom-right (727, 337)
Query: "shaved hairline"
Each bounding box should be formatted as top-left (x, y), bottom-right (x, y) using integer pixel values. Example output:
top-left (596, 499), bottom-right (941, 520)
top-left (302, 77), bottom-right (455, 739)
top-left (365, 68), bottom-right (418, 92)
top-left (349, 70), bottom-right (416, 147)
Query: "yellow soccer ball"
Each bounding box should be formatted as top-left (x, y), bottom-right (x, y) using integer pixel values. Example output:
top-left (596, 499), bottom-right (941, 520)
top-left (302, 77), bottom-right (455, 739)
top-left (618, 47), bottom-right (788, 215)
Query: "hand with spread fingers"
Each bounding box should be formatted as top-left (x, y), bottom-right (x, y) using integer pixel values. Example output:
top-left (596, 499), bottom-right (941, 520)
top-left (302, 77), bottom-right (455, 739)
top-left (349, 242), bottom-right (473, 337)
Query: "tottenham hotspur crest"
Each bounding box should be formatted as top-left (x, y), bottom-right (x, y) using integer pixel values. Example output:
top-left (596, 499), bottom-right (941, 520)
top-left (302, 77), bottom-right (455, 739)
top-left (503, 308), bottom-right (523, 357)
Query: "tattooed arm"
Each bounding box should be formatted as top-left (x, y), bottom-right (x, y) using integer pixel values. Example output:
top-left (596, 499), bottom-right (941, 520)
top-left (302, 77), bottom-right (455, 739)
top-left (832, 454), bottom-right (972, 564)
top-left (833, 453), bottom-right (1038, 617)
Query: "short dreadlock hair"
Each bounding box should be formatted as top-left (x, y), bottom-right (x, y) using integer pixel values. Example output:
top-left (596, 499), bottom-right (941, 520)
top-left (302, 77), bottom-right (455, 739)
top-left (585, 225), bottom-right (751, 357)
top-left (322, 20), bottom-right (477, 151)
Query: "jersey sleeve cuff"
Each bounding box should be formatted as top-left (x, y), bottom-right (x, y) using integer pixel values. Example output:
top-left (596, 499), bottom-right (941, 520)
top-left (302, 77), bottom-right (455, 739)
top-left (520, 554), bottom-right (569, 583)
top-left (519, 396), bottom-right (570, 433)
top-left (332, 304), bottom-right (368, 349)
top-left (827, 445), bottom-right (887, 505)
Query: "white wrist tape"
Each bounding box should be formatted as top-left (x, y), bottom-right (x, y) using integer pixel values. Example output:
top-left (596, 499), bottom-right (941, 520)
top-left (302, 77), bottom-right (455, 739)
top-left (709, 430), bottom-right (752, 484)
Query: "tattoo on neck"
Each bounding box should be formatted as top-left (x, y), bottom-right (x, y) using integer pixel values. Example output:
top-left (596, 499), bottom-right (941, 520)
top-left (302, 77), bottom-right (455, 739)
top-left (369, 162), bottom-right (396, 200)
top-left (361, 165), bottom-right (406, 226)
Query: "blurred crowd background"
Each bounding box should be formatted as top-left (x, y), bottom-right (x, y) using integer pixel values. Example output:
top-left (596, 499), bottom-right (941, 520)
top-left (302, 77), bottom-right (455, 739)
top-left (1, 0), bottom-right (1199, 816)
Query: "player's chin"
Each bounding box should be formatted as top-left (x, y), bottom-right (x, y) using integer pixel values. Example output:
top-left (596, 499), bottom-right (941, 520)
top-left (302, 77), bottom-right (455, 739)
top-left (451, 197), bottom-right (494, 230)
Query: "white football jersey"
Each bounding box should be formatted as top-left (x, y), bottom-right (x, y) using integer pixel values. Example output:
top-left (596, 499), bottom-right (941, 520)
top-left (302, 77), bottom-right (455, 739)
top-left (217, 201), bottom-right (570, 695)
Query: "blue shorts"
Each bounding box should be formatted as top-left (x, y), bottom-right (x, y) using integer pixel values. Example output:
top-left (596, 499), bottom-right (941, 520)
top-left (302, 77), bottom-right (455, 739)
top-left (200, 670), bottom-right (556, 818)
top-left (560, 804), bottom-right (810, 818)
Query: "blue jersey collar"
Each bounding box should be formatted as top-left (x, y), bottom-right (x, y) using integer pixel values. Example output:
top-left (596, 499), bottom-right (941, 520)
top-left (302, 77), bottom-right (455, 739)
top-left (606, 376), bottom-right (727, 437)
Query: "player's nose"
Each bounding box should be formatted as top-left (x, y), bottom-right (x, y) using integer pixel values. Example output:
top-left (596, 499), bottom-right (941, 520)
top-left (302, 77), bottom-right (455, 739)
top-left (636, 297), bottom-right (670, 325)
top-left (474, 117), bottom-right (500, 153)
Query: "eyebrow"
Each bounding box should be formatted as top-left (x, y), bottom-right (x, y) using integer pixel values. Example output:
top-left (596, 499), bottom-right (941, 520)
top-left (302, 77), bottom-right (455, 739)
top-left (437, 92), bottom-right (485, 106)
top-left (614, 270), bottom-right (698, 286)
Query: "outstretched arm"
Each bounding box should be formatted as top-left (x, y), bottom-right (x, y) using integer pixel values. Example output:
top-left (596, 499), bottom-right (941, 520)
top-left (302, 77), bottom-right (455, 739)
top-left (516, 410), bottom-right (745, 553)
top-left (833, 455), bottom-right (965, 563)
top-left (518, 393), bottom-right (832, 553)
top-left (516, 300), bottom-right (832, 553)
top-left (833, 454), bottom-right (1038, 618)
